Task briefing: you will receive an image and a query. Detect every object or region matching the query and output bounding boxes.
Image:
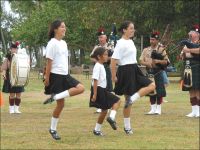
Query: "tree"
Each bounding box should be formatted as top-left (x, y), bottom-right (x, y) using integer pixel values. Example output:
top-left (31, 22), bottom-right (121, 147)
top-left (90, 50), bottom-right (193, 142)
top-left (3, 0), bottom-right (199, 68)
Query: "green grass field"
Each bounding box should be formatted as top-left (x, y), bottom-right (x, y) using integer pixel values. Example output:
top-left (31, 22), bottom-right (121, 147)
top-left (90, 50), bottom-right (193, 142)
top-left (0, 71), bottom-right (199, 149)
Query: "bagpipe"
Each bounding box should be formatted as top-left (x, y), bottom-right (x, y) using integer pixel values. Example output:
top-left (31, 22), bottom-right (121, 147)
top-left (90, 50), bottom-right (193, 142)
top-left (151, 43), bottom-right (170, 70)
top-left (150, 25), bottom-right (172, 70)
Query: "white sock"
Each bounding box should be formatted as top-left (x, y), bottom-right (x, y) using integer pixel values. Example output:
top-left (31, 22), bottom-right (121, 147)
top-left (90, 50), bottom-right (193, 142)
top-left (109, 110), bottom-right (117, 120)
top-left (94, 123), bottom-right (102, 131)
top-left (50, 117), bottom-right (59, 131)
top-left (130, 92), bottom-right (140, 102)
top-left (124, 118), bottom-right (131, 130)
top-left (54, 90), bottom-right (70, 100)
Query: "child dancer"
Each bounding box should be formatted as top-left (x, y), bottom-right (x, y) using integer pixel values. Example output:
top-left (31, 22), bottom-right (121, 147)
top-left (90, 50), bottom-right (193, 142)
top-left (90, 47), bottom-right (121, 136)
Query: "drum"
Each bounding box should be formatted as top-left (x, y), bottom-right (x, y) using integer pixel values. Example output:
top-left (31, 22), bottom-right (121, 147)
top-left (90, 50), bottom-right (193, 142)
top-left (10, 53), bottom-right (30, 87)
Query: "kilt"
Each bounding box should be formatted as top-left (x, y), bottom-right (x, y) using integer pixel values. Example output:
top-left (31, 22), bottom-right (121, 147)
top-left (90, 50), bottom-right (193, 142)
top-left (89, 86), bottom-right (119, 110)
top-left (154, 71), bottom-right (166, 97)
top-left (182, 59), bottom-right (200, 91)
top-left (45, 73), bottom-right (80, 95)
top-left (114, 64), bottom-right (152, 96)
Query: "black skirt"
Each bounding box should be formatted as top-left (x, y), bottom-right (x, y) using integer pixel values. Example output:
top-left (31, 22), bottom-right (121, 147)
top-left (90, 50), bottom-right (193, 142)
top-left (114, 64), bottom-right (152, 96)
top-left (2, 79), bottom-right (24, 93)
top-left (45, 73), bottom-right (80, 95)
top-left (89, 86), bottom-right (119, 110)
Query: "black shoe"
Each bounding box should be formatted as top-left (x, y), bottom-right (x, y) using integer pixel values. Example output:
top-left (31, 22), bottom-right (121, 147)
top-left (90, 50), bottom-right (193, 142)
top-left (124, 128), bottom-right (133, 135)
top-left (93, 130), bottom-right (103, 136)
top-left (49, 129), bottom-right (61, 140)
top-left (124, 96), bottom-right (133, 108)
top-left (43, 94), bottom-right (55, 104)
top-left (106, 117), bottom-right (117, 130)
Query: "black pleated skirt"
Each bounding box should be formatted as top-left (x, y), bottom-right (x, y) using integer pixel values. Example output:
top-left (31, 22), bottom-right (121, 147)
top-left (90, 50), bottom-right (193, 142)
top-left (2, 79), bottom-right (24, 93)
top-left (89, 86), bottom-right (119, 110)
top-left (114, 64), bottom-right (152, 96)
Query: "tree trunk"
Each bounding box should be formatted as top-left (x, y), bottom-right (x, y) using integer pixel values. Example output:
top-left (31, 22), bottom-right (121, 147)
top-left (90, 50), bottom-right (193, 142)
top-left (80, 48), bottom-right (85, 65)
top-left (0, 28), bottom-right (6, 54)
top-left (70, 49), bottom-right (76, 66)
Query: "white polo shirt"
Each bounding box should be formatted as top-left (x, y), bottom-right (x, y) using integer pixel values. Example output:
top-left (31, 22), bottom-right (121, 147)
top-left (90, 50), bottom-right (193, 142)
top-left (92, 62), bottom-right (107, 88)
top-left (112, 38), bottom-right (137, 65)
top-left (46, 38), bottom-right (68, 75)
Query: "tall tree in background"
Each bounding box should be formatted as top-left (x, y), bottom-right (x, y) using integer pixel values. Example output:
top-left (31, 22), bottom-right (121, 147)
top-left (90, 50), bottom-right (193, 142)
top-left (2, 0), bottom-right (199, 67)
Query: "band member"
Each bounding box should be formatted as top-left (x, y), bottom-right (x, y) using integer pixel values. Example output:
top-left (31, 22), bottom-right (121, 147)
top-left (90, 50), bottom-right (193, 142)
top-left (90, 47), bottom-right (121, 136)
top-left (43, 20), bottom-right (85, 140)
top-left (111, 21), bottom-right (155, 134)
top-left (181, 24), bottom-right (200, 118)
top-left (90, 27), bottom-right (113, 113)
top-left (140, 31), bottom-right (169, 115)
top-left (1, 41), bottom-right (24, 114)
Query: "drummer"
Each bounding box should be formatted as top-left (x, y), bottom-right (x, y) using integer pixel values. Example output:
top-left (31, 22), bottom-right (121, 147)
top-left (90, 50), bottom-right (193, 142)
top-left (1, 41), bottom-right (24, 114)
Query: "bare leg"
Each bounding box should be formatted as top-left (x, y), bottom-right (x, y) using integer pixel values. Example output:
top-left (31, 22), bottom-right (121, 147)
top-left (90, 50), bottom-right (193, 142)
top-left (53, 99), bottom-right (65, 118)
top-left (111, 100), bottom-right (121, 111)
top-left (68, 84), bottom-right (84, 96)
top-left (123, 95), bottom-right (131, 118)
top-left (97, 110), bottom-right (108, 124)
top-left (138, 83), bottom-right (155, 97)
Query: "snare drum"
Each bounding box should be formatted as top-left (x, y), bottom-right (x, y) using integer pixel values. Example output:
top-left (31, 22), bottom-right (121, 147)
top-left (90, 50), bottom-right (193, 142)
top-left (10, 53), bottom-right (30, 87)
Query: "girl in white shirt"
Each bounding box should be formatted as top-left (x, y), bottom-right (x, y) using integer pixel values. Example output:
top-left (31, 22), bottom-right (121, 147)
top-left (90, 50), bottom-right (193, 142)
top-left (90, 47), bottom-right (121, 136)
top-left (43, 20), bottom-right (85, 140)
top-left (111, 21), bottom-right (155, 134)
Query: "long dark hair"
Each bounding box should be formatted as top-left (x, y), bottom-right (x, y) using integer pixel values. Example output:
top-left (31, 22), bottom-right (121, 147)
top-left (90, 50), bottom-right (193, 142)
top-left (48, 20), bottom-right (64, 40)
top-left (91, 47), bottom-right (106, 60)
top-left (118, 21), bottom-right (133, 34)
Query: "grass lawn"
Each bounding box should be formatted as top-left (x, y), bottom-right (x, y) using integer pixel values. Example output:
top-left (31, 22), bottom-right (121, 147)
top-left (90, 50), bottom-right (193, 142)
top-left (0, 71), bottom-right (199, 149)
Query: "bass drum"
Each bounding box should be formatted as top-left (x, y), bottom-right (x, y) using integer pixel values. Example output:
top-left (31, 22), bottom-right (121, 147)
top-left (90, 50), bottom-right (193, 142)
top-left (10, 53), bottom-right (30, 87)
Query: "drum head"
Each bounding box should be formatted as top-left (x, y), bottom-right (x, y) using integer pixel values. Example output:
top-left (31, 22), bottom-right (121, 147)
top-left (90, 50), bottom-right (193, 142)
top-left (10, 53), bottom-right (30, 87)
top-left (10, 53), bottom-right (18, 86)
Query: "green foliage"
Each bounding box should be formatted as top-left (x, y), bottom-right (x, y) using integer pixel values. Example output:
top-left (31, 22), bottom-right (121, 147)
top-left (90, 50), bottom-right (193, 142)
top-left (2, 0), bottom-right (200, 67)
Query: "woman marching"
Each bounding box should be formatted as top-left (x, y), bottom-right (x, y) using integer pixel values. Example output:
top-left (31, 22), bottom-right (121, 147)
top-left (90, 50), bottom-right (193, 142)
top-left (43, 20), bottom-right (85, 140)
top-left (111, 21), bottom-right (155, 134)
top-left (90, 47), bottom-right (121, 136)
top-left (1, 41), bottom-right (24, 114)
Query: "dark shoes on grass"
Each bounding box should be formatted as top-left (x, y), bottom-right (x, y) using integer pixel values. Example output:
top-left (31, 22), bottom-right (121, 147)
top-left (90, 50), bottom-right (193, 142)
top-left (49, 129), bottom-right (61, 140)
top-left (93, 130), bottom-right (103, 136)
top-left (124, 128), bottom-right (133, 135)
top-left (43, 94), bottom-right (55, 104)
top-left (106, 117), bottom-right (117, 130)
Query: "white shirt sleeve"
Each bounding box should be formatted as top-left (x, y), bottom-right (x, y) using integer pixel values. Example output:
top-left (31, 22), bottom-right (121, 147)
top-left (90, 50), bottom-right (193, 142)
top-left (46, 41), bottom-right (55, 60)
top-left (112, 42), bottom-right (121, 60)
top-left (92, 64), bottom-right (100, 80)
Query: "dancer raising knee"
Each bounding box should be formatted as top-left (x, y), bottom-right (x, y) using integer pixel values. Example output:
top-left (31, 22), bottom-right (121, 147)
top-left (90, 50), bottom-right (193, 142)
top-left (43, 20), bottom-right (84, 140)
top-left (90, 47), bottom-right (121, 136)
